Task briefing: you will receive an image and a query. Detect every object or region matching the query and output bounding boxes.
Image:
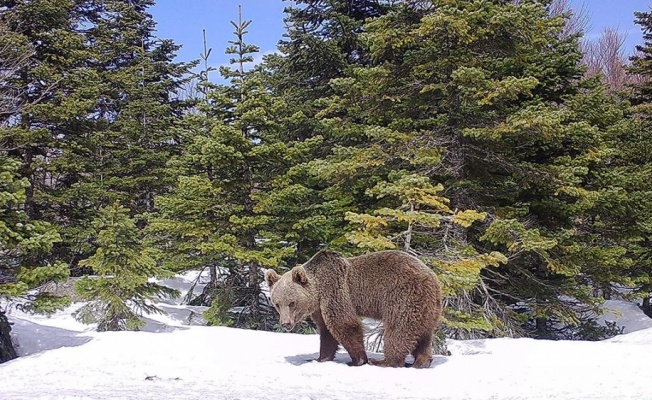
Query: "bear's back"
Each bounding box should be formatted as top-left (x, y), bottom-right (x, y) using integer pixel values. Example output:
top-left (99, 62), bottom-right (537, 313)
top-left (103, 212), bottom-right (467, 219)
top-left (345, 250), bottom-right (440, 319)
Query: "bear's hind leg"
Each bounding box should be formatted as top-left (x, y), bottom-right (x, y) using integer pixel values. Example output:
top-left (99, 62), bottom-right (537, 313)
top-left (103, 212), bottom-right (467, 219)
top-left (411, 333), bottom-right (433, 369)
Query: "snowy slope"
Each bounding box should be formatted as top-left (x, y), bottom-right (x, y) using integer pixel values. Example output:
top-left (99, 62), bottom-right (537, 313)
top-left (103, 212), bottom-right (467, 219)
top-left (2, 308), bottom-right (652, 400)
top-left (2, 274), bottom-right (652, 400)
top-left (596, 299), bottom-right (652, 333)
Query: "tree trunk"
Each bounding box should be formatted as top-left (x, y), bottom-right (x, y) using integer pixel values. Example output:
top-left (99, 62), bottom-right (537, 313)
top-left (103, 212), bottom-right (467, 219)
top-left (250, 260), bottom-right (261, 327)
top-left (535, 317), bottom-right (549, 339)
top-left (602, 283), bottom-right (612, 300)
top-left (0, 311), bottom-right (17, 363)
top-left (209, 265), bottom-right (219, 287)
top-left (642, 296), bottom-right (652, 318)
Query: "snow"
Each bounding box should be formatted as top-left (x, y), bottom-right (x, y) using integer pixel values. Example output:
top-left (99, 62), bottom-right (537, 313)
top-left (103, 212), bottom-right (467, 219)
top-left (596, 299), bottom-right (652, 334)
top-left (2, 279), bottom-right (652, 400)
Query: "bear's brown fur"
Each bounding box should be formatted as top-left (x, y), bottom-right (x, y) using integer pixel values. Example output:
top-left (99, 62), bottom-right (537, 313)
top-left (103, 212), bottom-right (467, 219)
top-left (265, 249), bottom-right (442, 368)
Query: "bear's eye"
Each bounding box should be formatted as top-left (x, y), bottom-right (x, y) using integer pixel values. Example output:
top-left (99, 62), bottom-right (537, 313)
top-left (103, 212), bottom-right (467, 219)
top-left (289, 301), bottom-right (296, 308)
top-left (275, 303), bottom-right (279, 309)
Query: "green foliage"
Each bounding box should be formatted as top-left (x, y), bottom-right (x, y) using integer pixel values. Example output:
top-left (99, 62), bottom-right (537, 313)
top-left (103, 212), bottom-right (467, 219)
top-left (1, 0), bottom-right (649, 344)
top-left (74, 202), bottom-right (177, 331)
top-left (0, 0), bottom-right (195, 276)
top-left (204, 294), bottom-right (234, 327)
top-left (601, 9), bottom-right (652, 314)
top-left (260, 0), bottom-right (635, 339)
top-left (344, 171), bottom-right (507, 334)
top-left (148, 10), bottom-right (291, 330)
top-left (0, 156), bottom-right (69, 312)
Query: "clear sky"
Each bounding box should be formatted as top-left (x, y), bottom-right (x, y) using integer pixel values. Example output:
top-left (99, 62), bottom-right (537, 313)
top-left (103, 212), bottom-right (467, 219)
top-left (150, 0), bottom-right (651, 74)
top-left (570, 0), bottom-right (650, 51)
top-left (150, 0), bottom-right (288, 73)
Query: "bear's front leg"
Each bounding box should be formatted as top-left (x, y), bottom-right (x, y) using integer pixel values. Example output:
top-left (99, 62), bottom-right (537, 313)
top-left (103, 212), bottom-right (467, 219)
top-left (339, 322), bottom-right (368, 366)
top-left (311, 311), bottom-right (339, 362)
top-left (322, 308), bottom-right (368, 366)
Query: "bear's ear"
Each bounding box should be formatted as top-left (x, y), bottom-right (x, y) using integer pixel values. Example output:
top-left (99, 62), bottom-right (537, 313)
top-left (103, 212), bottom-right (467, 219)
top-left (265, 269), bottom-right (281, 289)
top-left (291, 266), bottom-right (309, 286)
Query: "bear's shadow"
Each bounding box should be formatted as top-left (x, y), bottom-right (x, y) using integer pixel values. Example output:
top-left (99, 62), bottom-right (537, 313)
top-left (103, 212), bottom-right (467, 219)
top-left (285, 352), bottom-right (448, 369)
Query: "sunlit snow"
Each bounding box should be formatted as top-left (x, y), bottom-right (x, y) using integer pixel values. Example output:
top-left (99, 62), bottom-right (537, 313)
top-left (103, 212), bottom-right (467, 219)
top-left (1, 274), bottom-right (651, 400)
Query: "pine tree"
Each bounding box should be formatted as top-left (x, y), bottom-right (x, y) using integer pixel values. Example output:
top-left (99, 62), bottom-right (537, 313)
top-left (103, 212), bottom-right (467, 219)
top-left (74, 202), bottom-right (177, 331)
top-left (266, 0), bottom-right (623, 339)
top-left (0, 16), bottom-right (69, 363)
top-left (259, 0), bottom-right (397, 261)
top-left (37, 0), bottom-right (194, 271)
top-left (148, 7), bottom-right (292, 329)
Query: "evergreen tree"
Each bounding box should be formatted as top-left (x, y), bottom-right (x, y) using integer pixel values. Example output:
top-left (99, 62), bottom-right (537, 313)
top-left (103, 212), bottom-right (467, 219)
top-left (148, 8), bottom-right (292, 329)
top-left (266, 0), bottom-right (624, 339)
top-left (600, 8), bottom-right (652, 316)
top-left (74, 202), bottom-right (177, 331)
top-left (259, 0), bottom-right (397, 261)
top-left (630, 10), bottom-right (652, 107)
top-left (0, 158), bottom-right (68, 309)
top-left (345, 172), bottom-right (509, 337)
top-left (373, 1), bottom-right (627, 338)
top-left (0, 0), bottom-right (191, 333)
top-left (0, 0), bottom-right (95, 227)
top-left (0, 157), bottom-right (69, 360)
top-left (0, 16), bottom-right (69, 363)
top-left (0, 0), bottom-right (193, 274)
top-left (40, 0), bottom-right (194, 271)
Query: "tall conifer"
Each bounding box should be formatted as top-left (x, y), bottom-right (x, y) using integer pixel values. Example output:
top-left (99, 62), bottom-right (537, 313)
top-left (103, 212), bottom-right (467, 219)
top-left (42, 0), bottom-right (193, 270)
top-left (149, 7), bottom-right (291, 329)
top-left (259, 0), bottom-right (396, 261)
top-left (0, 17), bottom-right (69, 361)
top-left (267, 0), bottom-right (624, 338)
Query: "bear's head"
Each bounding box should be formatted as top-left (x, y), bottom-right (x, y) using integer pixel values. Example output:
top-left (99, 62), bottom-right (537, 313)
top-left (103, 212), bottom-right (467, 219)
top-left (265, 266), bottom-right (318, 332)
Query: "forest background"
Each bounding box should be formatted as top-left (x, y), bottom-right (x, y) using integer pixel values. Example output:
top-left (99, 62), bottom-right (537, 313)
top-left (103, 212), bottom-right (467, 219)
top-left (2, 0), bottom-right (652, 362)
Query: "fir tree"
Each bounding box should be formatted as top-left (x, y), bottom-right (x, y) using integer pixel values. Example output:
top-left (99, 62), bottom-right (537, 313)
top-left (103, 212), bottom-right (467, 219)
top-left (345, 172), bottom-right (509, 337)
top-left (0, 157), bottom-right (69, 360)
top-left (0, 16), bottom-right (69, 363)
top-left (74, 202), bottom-right (177, 331)
top-left (148, 7), bottom-right (292, 329)
top-left (0, 0), bottom-right (96, 224)
top-left (0, 0), bottom-right (193, 275)
top-left (600, 8), bottom-right (652, 316)
top-left (0, 158), bottom-right (68, 309)
top-left (40, 0), bottom-right (194, 271)
top-left (357, 1), bottom-right (627, 338)
top-left (266, 0), bottom-right (624, 339)
top-left (259, 0), bottom-right (397, 261)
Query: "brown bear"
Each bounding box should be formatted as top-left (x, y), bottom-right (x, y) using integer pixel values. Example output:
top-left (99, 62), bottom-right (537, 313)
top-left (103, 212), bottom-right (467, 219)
top-left (265, 249), bottom-right (442, 368)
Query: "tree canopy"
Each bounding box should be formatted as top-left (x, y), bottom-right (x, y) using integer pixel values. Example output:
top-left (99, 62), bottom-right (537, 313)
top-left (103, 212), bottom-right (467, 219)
top-left (1, 0), bottom-right (651, 360)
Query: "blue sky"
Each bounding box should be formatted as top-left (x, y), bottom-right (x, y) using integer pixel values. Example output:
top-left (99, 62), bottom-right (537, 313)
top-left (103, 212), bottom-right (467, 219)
top-left (150, 1), bottom-right (651, 74)
top-left (150, 0), bottom-right (287, 73)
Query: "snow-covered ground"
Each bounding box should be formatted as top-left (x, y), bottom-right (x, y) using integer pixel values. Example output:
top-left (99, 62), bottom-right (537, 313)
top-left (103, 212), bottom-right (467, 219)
top-left (596, 299), bottom-right (652, 333)
top-left (2, 277), bottom-right (652, 400)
